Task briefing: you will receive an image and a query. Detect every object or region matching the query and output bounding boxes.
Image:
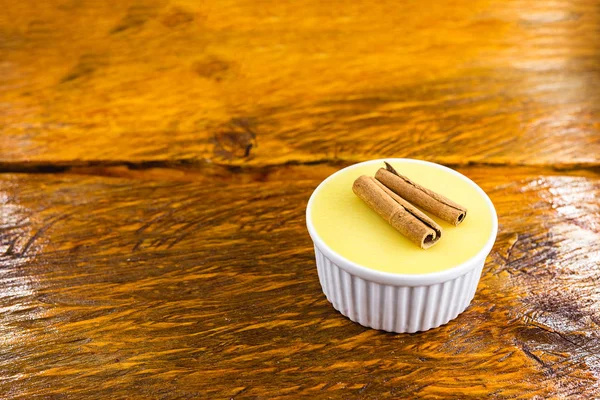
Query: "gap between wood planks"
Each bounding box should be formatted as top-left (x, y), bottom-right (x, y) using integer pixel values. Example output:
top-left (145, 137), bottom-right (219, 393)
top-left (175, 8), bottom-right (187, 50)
top-left (0, 159), bottom-right (598, 181)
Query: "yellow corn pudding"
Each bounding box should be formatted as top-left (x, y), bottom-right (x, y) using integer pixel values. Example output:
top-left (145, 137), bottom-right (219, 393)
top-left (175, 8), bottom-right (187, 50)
top-left (309, 160), bottom-right (494, 274)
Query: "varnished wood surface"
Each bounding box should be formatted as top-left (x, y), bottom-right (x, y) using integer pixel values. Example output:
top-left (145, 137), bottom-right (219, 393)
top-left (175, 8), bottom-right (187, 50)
top-left (0, 166), bottom-right (599, 398)
top-left (2, 0), bottom-right (600, 167)
top-left (2, 0), bottom-right (600, 398)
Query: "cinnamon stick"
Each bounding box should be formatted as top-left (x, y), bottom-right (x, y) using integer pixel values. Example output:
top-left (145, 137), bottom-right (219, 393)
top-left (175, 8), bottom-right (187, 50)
top-left (375, 162), bottom-right (467, 226)
top-left (352, 175), bottom-right (442, 249)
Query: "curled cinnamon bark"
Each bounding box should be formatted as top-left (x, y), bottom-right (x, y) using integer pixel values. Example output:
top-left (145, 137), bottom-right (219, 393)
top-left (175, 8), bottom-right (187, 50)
top-left (375, 162), bottom-right (467, 226)
top-left (352, 175), bottom-right (442, 249)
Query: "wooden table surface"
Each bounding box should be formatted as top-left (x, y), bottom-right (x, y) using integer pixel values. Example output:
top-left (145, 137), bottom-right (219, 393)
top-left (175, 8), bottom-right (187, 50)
top-left (1, 0), bottom-right (600, 398)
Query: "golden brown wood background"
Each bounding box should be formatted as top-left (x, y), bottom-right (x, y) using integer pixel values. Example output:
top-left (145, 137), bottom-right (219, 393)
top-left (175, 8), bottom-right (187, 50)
top-left (1, 0), bottom-right (600, 398)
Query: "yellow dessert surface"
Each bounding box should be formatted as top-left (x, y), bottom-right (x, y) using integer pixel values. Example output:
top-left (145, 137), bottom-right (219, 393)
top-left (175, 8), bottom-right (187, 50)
top-left (310, 161), bottom-right (494, 274)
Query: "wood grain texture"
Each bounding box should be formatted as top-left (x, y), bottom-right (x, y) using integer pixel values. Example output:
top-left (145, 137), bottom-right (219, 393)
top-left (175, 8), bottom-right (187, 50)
top-left (0, 166), bottom-right (599, 398)
top-left (2, 0), bottom-right (600, 167)
top-left (2, 0), bottom-right (600, 397)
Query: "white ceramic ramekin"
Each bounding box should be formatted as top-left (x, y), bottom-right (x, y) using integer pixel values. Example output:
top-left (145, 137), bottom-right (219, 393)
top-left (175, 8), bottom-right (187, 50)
top-left (306, 159), bottom-right (498, 333)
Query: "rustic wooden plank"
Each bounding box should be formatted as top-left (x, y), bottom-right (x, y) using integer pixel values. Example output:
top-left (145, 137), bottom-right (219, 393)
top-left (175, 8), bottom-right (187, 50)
top-left (2, 0), bottom-right (600, 166)
top-left (0, 166), bottom-right (598, 398)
